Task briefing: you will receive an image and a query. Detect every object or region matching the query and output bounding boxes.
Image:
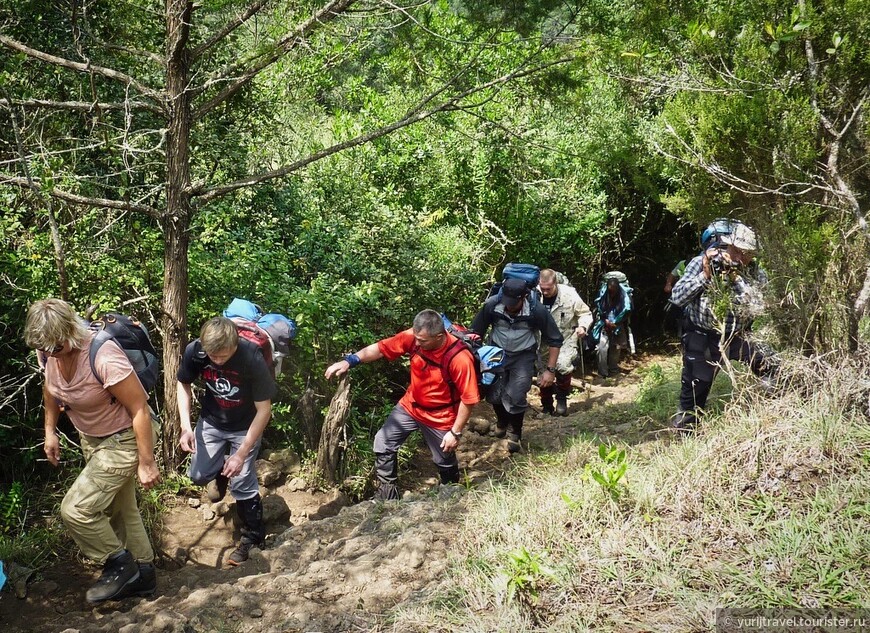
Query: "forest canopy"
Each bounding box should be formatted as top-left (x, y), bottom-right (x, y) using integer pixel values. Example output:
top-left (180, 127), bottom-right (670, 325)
top-left (1, 0), bottom-right (867, 484)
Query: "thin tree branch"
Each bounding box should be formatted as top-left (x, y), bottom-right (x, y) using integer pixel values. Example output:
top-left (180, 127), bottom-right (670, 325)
top-left (2, 90), bottom-right (69, 299)
top-left (194, 55), bottom-right (576, 202)
top-left (191, 0), bottom-right (271, 59)
top-left (78, 28), bottom-right (165, 66)
top-left (655, 120), bottom-right (828, 198)
top-left (0, 35), bottom-right (165, 105)
top-left (0, 98), bottom-right (162, 114)
top-left (194, 0), bottom-right (357, 119)
top-left (1, 174), bottom-right (161, 217)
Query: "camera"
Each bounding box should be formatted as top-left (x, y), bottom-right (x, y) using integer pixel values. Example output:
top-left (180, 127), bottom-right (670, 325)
top-left (710, 251), bottom-right (739, 276)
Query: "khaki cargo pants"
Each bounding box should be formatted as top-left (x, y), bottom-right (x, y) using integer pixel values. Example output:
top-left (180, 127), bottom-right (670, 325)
top-left (60, 423), bottom-right (156, 564)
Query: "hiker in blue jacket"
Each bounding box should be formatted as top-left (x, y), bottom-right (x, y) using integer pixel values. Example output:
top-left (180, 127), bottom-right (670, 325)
top-left (591, 277), bottom-right (631, 379)
top-left (668, 221), bottom-right (773, 431)
top-left (471, 278), bottom-right (563, 453)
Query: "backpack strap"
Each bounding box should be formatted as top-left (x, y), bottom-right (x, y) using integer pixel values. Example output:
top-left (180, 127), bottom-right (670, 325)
top-left (88, 330), bottom-right (114, 386)
top-left (88, 330), bottom-right (121, 404)
top-left (411, 338), bottom-right (469, 410)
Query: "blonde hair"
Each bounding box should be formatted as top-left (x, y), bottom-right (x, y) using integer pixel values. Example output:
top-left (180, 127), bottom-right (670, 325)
top-left (539, 269), bottom-right (557, 284)
top-left (200, 316), bottom-right (239, 354)
top-left (24, 298), bottom-right (91, 351)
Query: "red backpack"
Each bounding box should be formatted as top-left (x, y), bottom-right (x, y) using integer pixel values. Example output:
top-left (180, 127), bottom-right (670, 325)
top-left (232, 319), bottom-right (275, 378)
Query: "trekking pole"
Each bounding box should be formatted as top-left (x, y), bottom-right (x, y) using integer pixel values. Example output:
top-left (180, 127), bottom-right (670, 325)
top-left (578, 335), bottom-right (589, 399)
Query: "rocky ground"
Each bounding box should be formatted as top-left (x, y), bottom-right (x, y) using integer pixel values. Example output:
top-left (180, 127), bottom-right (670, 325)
top-left (0, 351), bottom-right (670, 633)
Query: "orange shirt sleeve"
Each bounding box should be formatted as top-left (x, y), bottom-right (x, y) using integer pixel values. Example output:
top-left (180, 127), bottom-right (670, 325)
top-left (377, 329), bottom-right (415, 360)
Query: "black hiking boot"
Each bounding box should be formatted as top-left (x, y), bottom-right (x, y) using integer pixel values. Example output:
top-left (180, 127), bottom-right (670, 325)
top-left (555, 398), bottom-right (568, 416)
top-left (539, 386), bottom-right (555, 415)
top-left (506, 432), bottom-right (522, 454)
top-left (493, 424), bottom-right (508, 439)
top-left (375, 482), bottom-right (400, 501)
top-left (227, 540), bottom-right (261, 566)
top-left (669, 410), bottom-right (697, 433)
top-left (85, 549), bottom-right (140, 604)
top-left (207, 474), bottom-right (229, 503)
top-left (118, 562), bottom-right (157, 599)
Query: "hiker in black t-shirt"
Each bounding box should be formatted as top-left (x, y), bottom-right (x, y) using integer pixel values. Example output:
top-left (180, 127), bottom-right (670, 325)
top-left (177, 316), bottom-right (277, 566)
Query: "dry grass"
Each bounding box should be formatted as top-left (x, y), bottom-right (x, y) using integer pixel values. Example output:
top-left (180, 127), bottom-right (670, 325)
top-left (389, 349), bottom-right (870, 632)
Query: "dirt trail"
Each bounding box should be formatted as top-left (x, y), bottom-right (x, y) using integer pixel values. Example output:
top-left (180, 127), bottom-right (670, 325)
top-left (0, 352), bottom-right (670, 633)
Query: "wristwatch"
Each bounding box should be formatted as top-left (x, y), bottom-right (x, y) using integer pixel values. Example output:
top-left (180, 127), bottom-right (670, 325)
top-left (449, 430), bottom-right (462, 439)
top-left (546, 366), bottom-right (557, 373)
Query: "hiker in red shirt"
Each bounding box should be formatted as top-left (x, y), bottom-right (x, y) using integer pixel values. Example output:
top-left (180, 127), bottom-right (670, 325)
top-left (325, 310), bottom-right (480, 500)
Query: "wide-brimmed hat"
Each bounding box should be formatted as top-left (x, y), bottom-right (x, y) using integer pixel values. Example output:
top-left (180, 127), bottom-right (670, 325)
top-left (720, 223), bottom-right (759, 253)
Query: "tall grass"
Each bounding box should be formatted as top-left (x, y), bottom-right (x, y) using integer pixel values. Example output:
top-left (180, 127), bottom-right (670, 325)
top-left (390, 350), bottom-right (870, 632)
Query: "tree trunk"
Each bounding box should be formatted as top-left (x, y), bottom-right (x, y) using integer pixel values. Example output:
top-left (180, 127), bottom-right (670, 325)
top-left (298, 386), bottom-right (321, 450)
top-left (161, 0), bottom-right (193, 470)
top-left (316, 375), bottom-right (351, 485)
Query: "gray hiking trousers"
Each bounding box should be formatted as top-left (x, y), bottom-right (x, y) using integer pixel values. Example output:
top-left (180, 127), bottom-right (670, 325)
top-left (373, 405), bottom-right (457, 485)
top-left (188, 419), bottom-right (262, 501)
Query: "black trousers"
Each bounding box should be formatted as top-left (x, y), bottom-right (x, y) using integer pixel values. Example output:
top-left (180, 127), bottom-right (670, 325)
top-left (679, 326), bottom-right (770, 412)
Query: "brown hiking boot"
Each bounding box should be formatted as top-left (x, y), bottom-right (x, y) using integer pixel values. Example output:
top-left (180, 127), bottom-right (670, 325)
top-left (227, 540), bottom-right (263, 566)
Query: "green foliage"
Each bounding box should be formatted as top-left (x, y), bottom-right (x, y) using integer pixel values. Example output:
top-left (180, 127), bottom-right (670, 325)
top-left (497, 546), bottom-right (557, 607)
top-left (586, 443), bottom-right (627, 500)
top-left (0, 482), bottom-right (25, 535)
top-left (0, 528), bottom-right (66, 570)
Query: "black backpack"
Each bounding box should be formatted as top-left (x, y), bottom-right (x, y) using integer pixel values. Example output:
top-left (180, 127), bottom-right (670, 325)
top-left (88, 313), bottom-right (160, 392)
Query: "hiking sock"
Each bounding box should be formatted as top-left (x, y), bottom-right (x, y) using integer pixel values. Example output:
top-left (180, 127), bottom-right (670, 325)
top-left (554, 378), bottom-right (571, 416)
top-left (207, 473), bottom-right (229, 503)
top-left (228, 495), bottom-right (265, 566)
top-left (240, 494), bottom-right (266, 543)
top-left (493, 402), bottom-right (510, 438)
top-left (506, 432), bottom-right (522, 454)
top-left (508, 410), bottom-right (525, 437)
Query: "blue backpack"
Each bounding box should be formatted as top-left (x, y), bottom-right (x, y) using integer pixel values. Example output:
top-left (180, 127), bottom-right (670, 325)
top-left (488, 262), bottom-right (542, 306)
top-left (222, 298), bottom-right (297, 374)
top-left (590, 272), bottom-right (635, 352)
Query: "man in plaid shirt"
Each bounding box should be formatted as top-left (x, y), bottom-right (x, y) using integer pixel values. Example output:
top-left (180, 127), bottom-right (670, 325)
top-left (668, 221), bottom-right (773, 430)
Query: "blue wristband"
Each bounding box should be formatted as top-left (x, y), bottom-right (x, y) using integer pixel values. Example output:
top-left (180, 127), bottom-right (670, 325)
top-left (344, 353), bottom-right (361, 368)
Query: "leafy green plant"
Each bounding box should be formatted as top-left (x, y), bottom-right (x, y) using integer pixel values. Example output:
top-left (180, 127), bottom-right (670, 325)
top-left (0, 482), bottom-right (25, 534)
top-left (586, 443), bottom-right (627, 500)
top-left (498, 546), bottom-right (557, 606)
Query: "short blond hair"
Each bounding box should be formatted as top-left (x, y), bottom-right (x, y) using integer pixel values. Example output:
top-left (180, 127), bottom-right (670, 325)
top-left (200, 316), bottom-right (239, 354)
top-left (539, 269), bottom-right (557, 284)
top-left (24, 298), bottom-right (91, 351)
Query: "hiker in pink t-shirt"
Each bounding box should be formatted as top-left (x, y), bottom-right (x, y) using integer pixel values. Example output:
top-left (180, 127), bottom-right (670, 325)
top-left (25, 299), bottom-right (160, 604)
